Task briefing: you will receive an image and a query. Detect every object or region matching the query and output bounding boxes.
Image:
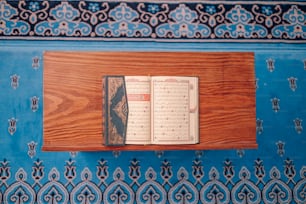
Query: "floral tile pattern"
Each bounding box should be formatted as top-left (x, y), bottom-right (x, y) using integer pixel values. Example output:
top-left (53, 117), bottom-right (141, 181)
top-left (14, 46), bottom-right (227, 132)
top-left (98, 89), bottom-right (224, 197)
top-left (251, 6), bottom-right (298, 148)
top-left (0, 157), bottom-right (305, 203)
top-left (0, 0), bottom-right (305, 41)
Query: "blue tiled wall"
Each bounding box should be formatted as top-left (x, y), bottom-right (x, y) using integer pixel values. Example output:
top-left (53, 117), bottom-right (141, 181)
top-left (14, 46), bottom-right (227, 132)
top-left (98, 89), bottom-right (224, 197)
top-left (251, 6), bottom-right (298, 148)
top-left (0, 0), bottom-right (306, 203)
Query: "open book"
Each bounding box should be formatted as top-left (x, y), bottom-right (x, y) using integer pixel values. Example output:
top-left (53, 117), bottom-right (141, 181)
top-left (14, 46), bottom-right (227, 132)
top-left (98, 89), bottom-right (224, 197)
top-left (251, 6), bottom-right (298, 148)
top-left (124, 76), bottom-right (199, 145)
top-left (103, 76), bottom-right (199, 145)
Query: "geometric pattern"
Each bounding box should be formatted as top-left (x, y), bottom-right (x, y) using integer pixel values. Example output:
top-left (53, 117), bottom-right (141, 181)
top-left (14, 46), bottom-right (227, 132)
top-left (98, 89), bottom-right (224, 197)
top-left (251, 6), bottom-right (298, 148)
top-left (0, 1), bottom-right (306, 203)
top-left (0, 158), bottom-right (306, 203)
top-left (0, 0), bottom-right (305, 42)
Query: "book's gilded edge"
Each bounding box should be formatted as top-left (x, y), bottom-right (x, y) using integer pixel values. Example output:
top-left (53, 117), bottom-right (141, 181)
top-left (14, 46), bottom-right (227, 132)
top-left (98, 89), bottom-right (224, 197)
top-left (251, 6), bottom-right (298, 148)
top-left (103, 76), bottom-right (129, 146)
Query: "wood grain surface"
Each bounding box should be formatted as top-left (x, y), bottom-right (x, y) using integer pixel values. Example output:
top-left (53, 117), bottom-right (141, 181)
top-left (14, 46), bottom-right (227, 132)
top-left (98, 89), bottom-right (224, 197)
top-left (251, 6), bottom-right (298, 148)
top-left (43, 52), bottom-right (257, 151)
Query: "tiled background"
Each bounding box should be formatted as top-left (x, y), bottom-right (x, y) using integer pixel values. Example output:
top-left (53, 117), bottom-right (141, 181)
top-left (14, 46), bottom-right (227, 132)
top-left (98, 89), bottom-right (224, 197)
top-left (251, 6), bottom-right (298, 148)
top-left (0, 1), bottom-right (305, 203)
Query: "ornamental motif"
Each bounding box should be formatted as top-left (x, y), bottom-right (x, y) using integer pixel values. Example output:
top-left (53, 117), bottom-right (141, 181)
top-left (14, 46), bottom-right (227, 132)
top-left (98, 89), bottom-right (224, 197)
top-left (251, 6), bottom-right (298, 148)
top-left (156, 4), bottom-right (211, 38)
top-left (223, 159), bottom-right (234, 186)
top-left (0, 159), bottom-right (11, 186)
top-left (293, 118), bottom-right (303, 134)
top-left (96, 159), bottom-right (109, 187)
top-left (95, 3), bottom-right (151, 37)
top-left (200, 167), bottom-right (230, 204)
top-left (32, 56), bottom-right (40, 69)
top-left (129, 158), bottom-right (141, 186)
top-left (78, 1), bottom-right (109, 26)
top-left (10, 74), bottom-right (19, 89)
top-left (31, 159), bottom-right (44, 188)
top-left (64, 159), bottom-right (76, 187)
top-left (27, 141), bottom-right (37, 158)
top-left (136, 167), bottom-right (167, 204)
top-left (266, 58), bottom-right (275, 72)
top-left (231, 167), bottom-right (261, 204)
top-left (30, 96), bottom-right (39, 112)
top-left (271, 97), bottom-right (280, 112)
top-left (0, 0), bottom-right (30, 35)
top-left (263, 167), bottom-right (292, 203)
top-left (272, 5), bottom-right (306, 39)
top-left (276, 141), bottom-right (285, 157)
top-left (37, 168), bottom-right (69, 204)
top-left (256, 118), bottom-right (263, 134)
top-left (137, 3), bottom-right (169, 27)
top-left (254, 159), bottom-right (266, 186)
top-left (196, 4), bottom-right (225, 28)
top-left (70, 168), bottom-right (102, 204)
top-left (215, 5), bottom-right (267, 38)
top-left (252, 5), bottom-right (282, 28)
top-left (293, 167), bottom-right (306, 204)
top-left (168, 167), bottom-right (199, 203)
top-left (3, 168), bottom-right (36, 204)
top-left (8, 117), bottom-right (17, 135)
top-left (192, 159), bottom-right (204, 186)
top-left (288, 77), bottom-right (298, 91)
top-left (35, 2), bottom-right (91, 36)
top-left (103, 168), bottom-right (134, 203)
top-left (18, 1), bottom-right (49, 25)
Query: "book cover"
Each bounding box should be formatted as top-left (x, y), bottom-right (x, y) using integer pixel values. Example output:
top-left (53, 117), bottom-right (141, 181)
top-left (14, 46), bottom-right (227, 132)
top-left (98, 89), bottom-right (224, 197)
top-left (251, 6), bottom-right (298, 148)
top-left (103, 76), bottom-right (129, 146)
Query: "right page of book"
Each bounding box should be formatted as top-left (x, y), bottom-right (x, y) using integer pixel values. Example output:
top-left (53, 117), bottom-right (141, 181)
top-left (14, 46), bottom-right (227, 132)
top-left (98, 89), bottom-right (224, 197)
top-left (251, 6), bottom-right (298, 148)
top-left (151, 76), bottom-right (199, 144)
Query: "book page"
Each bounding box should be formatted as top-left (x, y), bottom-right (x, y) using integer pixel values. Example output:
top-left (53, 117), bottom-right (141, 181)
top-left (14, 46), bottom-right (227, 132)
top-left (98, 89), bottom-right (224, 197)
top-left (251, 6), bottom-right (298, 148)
top-left (151, 76), bottom-right (199, 144)
top-left (125, 76), bottom-right (151, 144)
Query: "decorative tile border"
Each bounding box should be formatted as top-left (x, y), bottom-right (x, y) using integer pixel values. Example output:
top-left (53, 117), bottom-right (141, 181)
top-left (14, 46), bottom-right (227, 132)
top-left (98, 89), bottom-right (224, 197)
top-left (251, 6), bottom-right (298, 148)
top-left (0, 158), bottom-right (305, 203)
top-left (0, 0), bottom-right (305, 42)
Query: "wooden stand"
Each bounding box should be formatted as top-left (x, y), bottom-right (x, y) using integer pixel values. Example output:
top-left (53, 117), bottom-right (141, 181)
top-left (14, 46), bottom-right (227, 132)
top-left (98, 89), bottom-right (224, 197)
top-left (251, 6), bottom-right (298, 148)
top-left (43, 52), bottom-right (257, 151)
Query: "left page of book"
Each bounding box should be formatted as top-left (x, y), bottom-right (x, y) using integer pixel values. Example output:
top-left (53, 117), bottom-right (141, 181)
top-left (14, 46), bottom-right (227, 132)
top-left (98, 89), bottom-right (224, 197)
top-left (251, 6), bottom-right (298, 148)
top-left (125, 76), bottom-right (151, 144)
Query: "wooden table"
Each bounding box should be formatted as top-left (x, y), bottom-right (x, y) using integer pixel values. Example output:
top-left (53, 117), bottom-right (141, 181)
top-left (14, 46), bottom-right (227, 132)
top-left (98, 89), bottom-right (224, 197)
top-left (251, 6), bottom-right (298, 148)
top-left (43, 52), bottom-right (257, 151)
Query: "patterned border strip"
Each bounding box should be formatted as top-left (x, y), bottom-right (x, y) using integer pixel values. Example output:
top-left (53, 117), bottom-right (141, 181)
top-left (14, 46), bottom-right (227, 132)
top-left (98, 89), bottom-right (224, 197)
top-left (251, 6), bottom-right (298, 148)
top-left (1, 158), bottom-right (306, 203)
top-left (0, 0), bottom-right (306, 42)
